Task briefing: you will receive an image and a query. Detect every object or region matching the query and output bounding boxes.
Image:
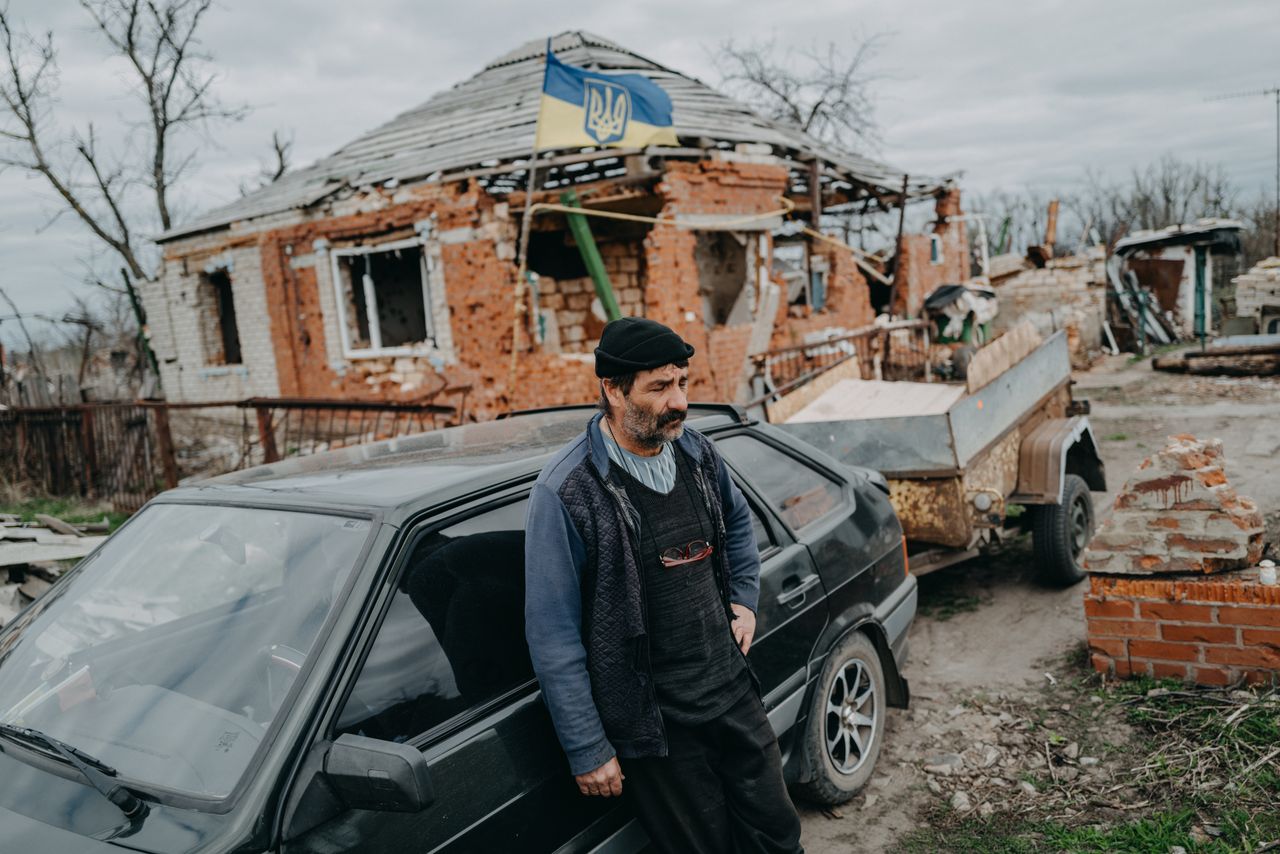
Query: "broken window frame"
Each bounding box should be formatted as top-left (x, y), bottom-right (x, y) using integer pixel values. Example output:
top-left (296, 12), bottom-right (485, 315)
top-left (329, 237), bottom-right (438, 359)
top-left (198, 267), bottom-right (242, 366)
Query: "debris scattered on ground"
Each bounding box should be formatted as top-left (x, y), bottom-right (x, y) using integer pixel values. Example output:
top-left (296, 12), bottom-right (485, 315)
top-left (0, 514), bottom-right (106, 625)
top-left (903, 655), bottom-right (1280, 853)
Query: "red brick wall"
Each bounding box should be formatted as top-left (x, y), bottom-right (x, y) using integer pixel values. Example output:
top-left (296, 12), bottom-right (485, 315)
top-left (767, 243), bottom-right (875, 351)
top-left (175, 157), bottom-right (889, 417)
top-left (1085, 573), bottom-right (1280, 685)
top-left (893, 187), bottom-right (968, 317)
top-left (645, 160), bottom-right (793, 400)
top-left (253, 180), bottom-right (594, 418)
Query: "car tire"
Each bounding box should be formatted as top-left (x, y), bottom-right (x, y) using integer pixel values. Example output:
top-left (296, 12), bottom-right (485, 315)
top-left (1032, 474), bottom-right (1094, 587)
top-left (793, 631), bottom-right (886, 806)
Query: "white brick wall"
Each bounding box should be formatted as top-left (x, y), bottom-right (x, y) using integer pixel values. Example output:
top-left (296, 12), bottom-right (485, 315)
top-left (146, 238), bottom-right (281, 402)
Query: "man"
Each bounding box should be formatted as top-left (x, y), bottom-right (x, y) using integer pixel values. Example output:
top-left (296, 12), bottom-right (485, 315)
top-left (525, 317), bottom-right (804, 854)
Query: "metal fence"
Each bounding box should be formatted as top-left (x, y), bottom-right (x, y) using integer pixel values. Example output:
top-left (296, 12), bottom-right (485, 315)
top-left (0, 403), bottom-right (178, 514)
top-left (747, 320), bottom-right (932, 406)
top-left (1, 388), bottom-right (471, 513)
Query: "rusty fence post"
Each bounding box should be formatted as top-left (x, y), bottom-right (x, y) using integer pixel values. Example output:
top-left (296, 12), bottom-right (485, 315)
top-left (152, 404), bottom-right (180, 490)
top-left (256, 405), bottom-right (280, 463)
top-left (80, 407), bottom-right (98, 498)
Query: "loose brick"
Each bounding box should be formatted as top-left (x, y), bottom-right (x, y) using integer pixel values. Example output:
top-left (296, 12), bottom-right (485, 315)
top-left (1129, 640), bottom-right (1200, 662)
top-left (1089, 653), bottom-right (1114, 675)
top-left (1167, 534), bottom-right (1247, 555)
top-left (1087, 619), bottom-right (1160, 639)
top-left (1138, 602), bottom-right (1215, 622)
top-left (1161, 623), bottom-right (1237, 644)
top-left (1083, 598), bottom-right (1136, 619)
top-left (1219, 607), bottom-right (1280, 629)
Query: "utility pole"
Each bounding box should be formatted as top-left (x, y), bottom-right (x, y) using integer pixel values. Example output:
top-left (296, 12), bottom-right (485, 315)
top-left (1208, 86), bottom-right (1280, 257)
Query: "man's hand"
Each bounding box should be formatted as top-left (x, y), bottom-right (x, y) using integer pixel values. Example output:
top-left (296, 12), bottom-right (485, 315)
top-left (575, 756), bottom-right (624, 797)
top-left (730, 603), bottom-right (756, 654)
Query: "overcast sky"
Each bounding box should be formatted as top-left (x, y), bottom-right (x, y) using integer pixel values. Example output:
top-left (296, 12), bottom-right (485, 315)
top-left (2, 0), bottom-right (1278, 346)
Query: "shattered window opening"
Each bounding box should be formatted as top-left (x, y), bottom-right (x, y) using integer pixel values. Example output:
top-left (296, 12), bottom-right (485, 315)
top-left (197, 269), bottom-right (242, 366)
top-left (331, 239), bottom-right (436, 358)
top-left (696, 231), bottom-right (753, 326)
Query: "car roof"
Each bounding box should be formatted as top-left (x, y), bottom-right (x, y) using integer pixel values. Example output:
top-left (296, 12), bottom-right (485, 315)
top-left (158, 405), bottom-right (746, 522)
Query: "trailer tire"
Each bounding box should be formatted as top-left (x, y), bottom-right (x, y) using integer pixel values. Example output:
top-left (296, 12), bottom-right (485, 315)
top-left (793, 631), bottom-right (886, 806)
top-left (1032, 474), bottom-right (1094, 586)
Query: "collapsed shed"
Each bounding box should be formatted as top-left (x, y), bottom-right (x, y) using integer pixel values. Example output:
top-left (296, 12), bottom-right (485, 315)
top-left (150, 31), bottom-right (965, 417)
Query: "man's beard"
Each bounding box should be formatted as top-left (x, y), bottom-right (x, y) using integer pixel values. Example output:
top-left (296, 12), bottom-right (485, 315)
top-left (621, 397), bottom-right (686, 451)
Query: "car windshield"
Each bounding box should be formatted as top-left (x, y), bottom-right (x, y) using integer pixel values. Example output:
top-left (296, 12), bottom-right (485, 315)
top-left (0, 503), bottom-right (371, 803)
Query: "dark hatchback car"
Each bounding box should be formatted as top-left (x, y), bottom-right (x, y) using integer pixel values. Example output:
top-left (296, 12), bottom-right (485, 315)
top-left (0, 404), bottom-right (915, 853)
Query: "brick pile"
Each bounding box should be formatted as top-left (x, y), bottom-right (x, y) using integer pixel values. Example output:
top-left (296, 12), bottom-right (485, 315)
top-left (1083, 434), bottom-right (1277, 685)
top-left (1083, 434), bottom-right (1264, 575)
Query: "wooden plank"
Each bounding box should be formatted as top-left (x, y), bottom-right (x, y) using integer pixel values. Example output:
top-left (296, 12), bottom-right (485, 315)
top-left (765, 357), bottom-right (862, 424)
top-left (965, 321), bottom-right (1044, 394)
top-left (33, 515), bottom-right (83, 537)
top-left (0, 537), bottom-right (106, 567)
top-left (781, 377), bottom-right (965, 423)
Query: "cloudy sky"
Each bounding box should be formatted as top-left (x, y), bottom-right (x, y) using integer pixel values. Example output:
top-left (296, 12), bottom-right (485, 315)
top-left (1, 0), bottom-right (1277, 346)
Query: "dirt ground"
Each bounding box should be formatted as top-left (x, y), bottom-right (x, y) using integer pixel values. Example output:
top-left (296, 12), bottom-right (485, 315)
top-left (796, 355), bottom-right (1280, 853)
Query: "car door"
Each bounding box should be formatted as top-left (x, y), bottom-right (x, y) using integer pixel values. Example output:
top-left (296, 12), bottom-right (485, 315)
top-left (284, 494), bottom-right (622, 853)
top-left (714, 433), bottom-right (830, 710)
top-left (717, 430), bottom-right (901, 644)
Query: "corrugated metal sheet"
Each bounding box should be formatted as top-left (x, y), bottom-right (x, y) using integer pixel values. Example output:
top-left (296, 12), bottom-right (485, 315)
top-left (160, 31), bottom-right (937, 242)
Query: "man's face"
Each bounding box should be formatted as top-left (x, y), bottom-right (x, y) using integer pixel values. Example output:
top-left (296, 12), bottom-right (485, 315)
top-left (615, 363), bottom-right (689, 450)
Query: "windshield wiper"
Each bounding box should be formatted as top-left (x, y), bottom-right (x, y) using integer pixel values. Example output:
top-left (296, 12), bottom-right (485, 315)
top-left (0, 722), bottom-right (144, 817)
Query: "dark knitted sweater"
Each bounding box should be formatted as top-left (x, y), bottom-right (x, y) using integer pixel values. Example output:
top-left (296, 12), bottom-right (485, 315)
top-left (617, 450), bottom-right (749, 725)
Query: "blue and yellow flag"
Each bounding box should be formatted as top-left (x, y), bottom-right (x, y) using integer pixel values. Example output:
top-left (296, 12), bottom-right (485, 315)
top-left (534, 45), bottom-right (679, 151)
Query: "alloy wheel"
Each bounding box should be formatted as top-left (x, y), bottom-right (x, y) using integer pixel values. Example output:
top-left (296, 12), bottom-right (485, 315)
top-left (824, 657), bottom-right (877, 775)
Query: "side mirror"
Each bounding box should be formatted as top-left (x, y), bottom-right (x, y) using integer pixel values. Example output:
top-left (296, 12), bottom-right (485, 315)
top-left (324, 733), bottom-right (435, 813)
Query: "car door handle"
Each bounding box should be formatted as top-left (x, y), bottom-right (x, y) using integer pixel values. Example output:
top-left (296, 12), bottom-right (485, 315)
top-left (776, 574), bottom-right (821, 608)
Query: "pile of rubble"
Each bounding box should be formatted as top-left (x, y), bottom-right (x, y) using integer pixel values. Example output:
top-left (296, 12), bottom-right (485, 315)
top-left (0, 514), bottom-right (107, 625)
top-left (914, 693), bottom-right (1133, 821)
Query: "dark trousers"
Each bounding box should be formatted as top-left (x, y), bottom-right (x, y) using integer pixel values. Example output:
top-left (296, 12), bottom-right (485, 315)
top-left (621, 687), bottom-right (804, 854)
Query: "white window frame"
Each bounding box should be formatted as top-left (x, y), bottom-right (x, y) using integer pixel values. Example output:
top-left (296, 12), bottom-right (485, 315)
top-left (329, 237), bottom-right (437, 359)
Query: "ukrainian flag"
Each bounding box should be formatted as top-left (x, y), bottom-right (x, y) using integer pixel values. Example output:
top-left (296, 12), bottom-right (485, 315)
top-left (534, 45), bottom-right (679, 151)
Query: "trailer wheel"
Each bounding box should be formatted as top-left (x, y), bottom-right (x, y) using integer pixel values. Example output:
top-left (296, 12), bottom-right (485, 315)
top-left (793, 631), bottom-right (886, 806)
top-left (1032, 474), bottom-right (1094, 586)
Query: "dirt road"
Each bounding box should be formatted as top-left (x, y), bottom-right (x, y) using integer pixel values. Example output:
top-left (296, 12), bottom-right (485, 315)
top-left (797, 356), bottom-right (1280, 852)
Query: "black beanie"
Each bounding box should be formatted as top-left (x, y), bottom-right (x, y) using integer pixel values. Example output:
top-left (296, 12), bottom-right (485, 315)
top-left (594, 317), bottom-right (695, 378)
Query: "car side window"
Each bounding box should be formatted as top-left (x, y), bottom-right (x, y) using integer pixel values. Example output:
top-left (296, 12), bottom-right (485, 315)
top-left (336, 499), bottom-right (532, 742)
top-left (746, 497), bottom-right (776, 555)
top-left (718, 435), bottom-right (843, 531)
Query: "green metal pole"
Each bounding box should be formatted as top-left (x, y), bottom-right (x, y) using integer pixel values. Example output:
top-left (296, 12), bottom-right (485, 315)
top-left (560, 189), bottom-right (622, 321)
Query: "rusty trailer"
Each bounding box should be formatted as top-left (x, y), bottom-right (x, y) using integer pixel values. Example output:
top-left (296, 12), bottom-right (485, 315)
top-left (761, 327), bottom-right (1106, 585)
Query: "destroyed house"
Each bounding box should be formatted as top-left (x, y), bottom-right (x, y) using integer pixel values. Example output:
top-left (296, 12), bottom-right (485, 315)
top-left (150, 31), bottom-right (963, 417)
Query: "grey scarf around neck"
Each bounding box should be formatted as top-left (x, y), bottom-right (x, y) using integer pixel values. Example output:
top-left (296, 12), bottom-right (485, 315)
top-left (598, 420), bottom-right (676, 494)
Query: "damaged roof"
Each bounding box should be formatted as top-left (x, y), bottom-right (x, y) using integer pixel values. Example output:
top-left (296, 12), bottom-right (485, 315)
top-left (1114, 218), bottom-right (1246, 255)
top-left (159, 31), bottom-right (937, 243)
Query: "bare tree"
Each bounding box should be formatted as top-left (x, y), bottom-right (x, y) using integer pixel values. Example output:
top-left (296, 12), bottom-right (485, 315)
top-left (0, 0), bottom-right (246, 285)
top-left (714, 33), bottom-right (888, 151)
top-left (240, 129), bottom-right (292, 195)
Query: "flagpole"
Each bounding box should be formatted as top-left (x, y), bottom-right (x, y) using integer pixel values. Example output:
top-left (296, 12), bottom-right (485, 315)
top-left (509, 150), bottom-right (539, 358)
top-left (508, 40), bottom-right (554, 401)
